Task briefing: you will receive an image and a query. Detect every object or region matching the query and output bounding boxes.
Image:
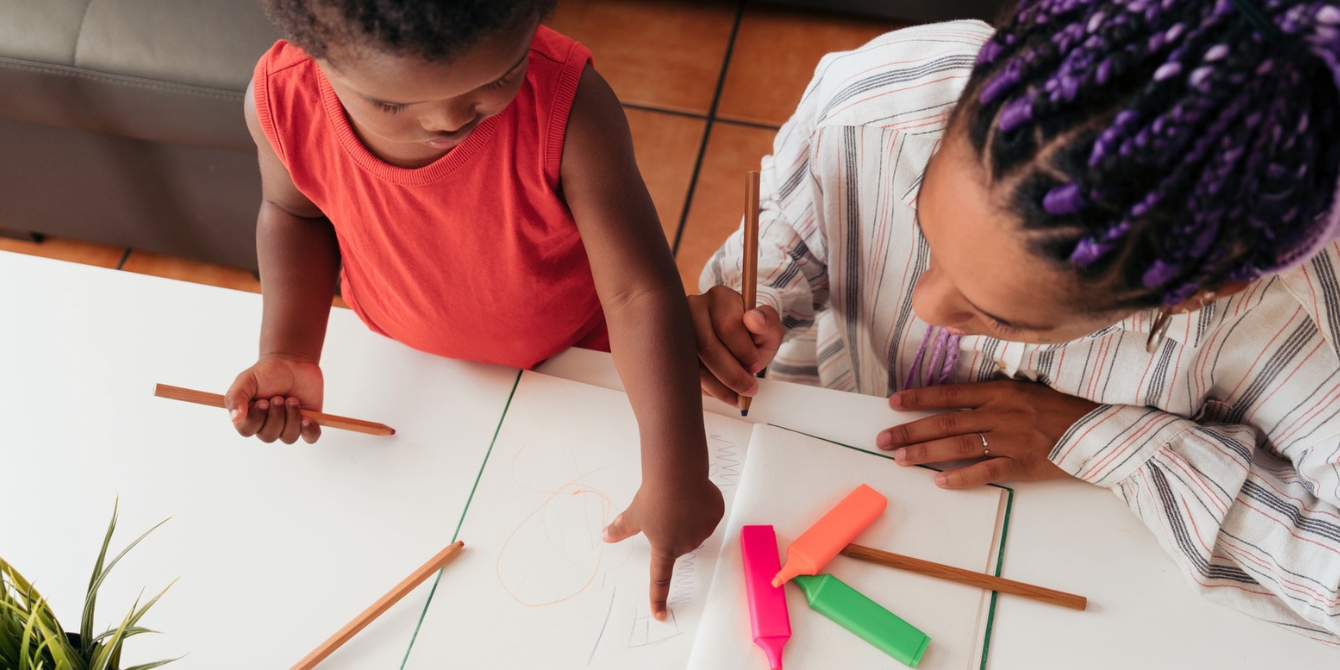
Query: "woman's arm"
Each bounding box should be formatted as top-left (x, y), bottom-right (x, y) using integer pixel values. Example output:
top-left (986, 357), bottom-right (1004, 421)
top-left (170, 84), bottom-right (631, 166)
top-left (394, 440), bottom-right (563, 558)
top-left (1052, 405), bottom-right (1340, 642)
top-left (558, 64), bottom-right (722, 621)
top-left (222, 80), bottom-right (341, 444)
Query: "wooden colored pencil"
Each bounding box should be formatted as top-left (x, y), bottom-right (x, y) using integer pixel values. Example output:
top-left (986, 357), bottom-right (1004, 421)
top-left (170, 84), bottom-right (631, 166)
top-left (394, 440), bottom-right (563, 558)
top-left (154, 383), bottom-right (395, 437)
top-left (740, 170), bottom-right (761, 417)
top-left (290, 541), bottom-right (466, 670)
top-left (842, 543), bottom-right (1087, 611)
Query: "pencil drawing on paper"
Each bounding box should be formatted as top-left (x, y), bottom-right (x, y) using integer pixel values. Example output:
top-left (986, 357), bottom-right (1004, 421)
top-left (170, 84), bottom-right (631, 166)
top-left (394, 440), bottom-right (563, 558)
top-left (495, 441), bottom-right (633, 607)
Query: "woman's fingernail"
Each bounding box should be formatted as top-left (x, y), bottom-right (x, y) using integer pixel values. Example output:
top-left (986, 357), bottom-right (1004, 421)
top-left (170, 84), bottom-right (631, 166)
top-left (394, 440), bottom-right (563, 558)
top-left (257, 400), bottom-right (269, 410)
top-left (935, 473), bottom-right (947, 485)
top-left (876, 432), bottom-right (890, 448)
top-left (287, 397), bottom-right (299, 407)
top-left (229, 408), bottom-right (241, 421)
top-left (301, 418), bottom-right (311, 428)
top-left (893, 448), bottom-right (907, 464)
top-left (653, 610), bottom-right (667, 622)
top-left (889, 393), bottom-right (905, 409)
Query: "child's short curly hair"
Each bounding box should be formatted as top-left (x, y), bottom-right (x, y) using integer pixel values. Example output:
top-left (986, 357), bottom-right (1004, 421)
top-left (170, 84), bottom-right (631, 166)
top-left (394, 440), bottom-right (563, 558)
top-left (261, 0), bottom-right (557, 63)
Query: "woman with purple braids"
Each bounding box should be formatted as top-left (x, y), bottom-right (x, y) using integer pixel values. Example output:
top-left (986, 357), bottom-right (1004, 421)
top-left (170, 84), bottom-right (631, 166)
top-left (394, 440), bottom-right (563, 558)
top-left (692, 0), bottom-right (1340, 643)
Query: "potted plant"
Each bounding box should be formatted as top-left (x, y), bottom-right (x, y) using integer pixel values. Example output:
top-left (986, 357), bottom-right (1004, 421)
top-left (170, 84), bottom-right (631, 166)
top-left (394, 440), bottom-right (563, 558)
top-left (0, 502), bottom-right (177, 670)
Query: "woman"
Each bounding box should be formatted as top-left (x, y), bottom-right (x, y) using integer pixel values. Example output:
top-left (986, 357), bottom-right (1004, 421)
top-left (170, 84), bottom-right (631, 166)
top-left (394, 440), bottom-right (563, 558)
top-left (693, 0), bottom-right (1340, 642)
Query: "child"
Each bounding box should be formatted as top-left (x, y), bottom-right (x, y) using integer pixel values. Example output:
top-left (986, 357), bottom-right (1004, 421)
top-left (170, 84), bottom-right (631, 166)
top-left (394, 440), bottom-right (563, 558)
top-left (225, 0), bottom-right (719, 620)
top-left (695, 2), bottom-right (1340, 642)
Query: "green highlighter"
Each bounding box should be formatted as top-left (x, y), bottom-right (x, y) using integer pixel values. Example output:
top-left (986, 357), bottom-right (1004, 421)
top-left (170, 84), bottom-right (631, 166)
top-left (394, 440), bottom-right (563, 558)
top-left (792, 574), bottom-right (930, 667)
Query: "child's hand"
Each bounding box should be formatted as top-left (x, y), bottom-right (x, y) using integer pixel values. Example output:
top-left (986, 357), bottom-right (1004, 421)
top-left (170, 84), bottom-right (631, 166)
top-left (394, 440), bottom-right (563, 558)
top-left (690, 285), bottom-right (784, 408)
top-left (602, 477), bottom-right (724, 621)
top-left (223, 354), bottom-right (325, 444)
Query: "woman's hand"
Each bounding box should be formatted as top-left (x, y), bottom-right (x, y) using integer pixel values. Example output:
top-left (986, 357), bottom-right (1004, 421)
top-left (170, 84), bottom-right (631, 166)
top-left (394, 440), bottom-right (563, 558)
top-left (224, 354), bottom-right (325, 444)
top-left (602, 477), bottom-right (724, 621)
top-left (690, 285), bottom-right (784, 408)
top-left (877, 380), bottom-right (1100, 488)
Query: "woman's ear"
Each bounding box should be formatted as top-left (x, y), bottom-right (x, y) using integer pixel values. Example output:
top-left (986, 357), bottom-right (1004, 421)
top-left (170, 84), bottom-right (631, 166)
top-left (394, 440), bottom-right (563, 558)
top-left (1168, 279), bottom-right (1253, 314)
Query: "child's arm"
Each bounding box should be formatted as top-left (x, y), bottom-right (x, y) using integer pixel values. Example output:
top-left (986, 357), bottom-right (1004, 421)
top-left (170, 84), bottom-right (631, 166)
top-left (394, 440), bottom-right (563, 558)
top-left (559, 65), bottom-right (723, 621)
top-left (222, 79), bottom-right (341, 445)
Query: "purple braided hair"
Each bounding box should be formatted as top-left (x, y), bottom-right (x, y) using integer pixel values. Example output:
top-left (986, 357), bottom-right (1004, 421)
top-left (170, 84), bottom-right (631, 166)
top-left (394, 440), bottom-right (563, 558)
top-left (903, 325), bottom-right (962, 389)
top-left (959, 0), bottom-right (1340, 309)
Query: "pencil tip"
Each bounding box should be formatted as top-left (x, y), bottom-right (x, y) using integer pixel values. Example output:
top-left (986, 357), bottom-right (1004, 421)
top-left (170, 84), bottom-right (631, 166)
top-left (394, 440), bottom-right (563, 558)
top-left (740, 410), bottom-right (749, 417)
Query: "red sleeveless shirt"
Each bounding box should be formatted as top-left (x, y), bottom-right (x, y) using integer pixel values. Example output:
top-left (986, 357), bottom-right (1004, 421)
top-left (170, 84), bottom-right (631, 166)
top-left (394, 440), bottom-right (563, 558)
top-left (252, 27), bottom-right (608, 369)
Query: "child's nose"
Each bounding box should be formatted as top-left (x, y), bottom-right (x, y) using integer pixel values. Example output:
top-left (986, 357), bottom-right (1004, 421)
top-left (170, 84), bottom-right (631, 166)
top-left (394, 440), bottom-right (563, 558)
top-left (421, 103), bottom-right (479, 133)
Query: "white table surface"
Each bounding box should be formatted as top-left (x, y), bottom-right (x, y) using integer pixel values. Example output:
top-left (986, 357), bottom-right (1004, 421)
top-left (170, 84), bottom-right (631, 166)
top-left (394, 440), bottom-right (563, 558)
top-left (3, 251), bottom-right (1335, 668)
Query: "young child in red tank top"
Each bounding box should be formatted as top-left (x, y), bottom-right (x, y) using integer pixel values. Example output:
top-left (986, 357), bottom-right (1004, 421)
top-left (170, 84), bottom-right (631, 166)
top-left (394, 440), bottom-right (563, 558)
top-left (224, 0), bottom-right (720, 620)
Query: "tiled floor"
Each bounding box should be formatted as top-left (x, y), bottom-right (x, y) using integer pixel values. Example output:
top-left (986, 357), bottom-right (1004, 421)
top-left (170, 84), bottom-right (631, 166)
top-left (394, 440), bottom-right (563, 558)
top-left (0, 0), bottom-right (902, 296)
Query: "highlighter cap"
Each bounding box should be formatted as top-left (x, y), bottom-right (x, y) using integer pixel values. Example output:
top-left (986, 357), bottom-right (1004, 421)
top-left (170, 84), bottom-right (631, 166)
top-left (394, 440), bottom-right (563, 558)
top-left (773, 484), bottom-right (887, 587)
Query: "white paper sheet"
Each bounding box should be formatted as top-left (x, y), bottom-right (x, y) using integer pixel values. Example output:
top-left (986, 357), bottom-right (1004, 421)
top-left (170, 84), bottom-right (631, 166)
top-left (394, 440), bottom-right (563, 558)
top-left (0, 253), bottom-right (521, 669)
top-left (403, 371), bottom-right (755, 669)
top-left (686, 425), bottom-right (1006, 670)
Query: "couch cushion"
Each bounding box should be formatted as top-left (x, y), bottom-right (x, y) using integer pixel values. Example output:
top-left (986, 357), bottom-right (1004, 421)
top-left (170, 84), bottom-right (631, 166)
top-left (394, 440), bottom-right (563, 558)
top-left (0, 0), bottom-right (279, 151)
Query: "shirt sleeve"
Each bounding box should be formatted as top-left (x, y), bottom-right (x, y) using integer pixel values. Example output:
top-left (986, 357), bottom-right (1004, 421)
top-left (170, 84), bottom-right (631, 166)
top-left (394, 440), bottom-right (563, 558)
top-left (1051, 404), bottom-right (1340, 643)
top-left (698, 115), bottom-right (832, 339)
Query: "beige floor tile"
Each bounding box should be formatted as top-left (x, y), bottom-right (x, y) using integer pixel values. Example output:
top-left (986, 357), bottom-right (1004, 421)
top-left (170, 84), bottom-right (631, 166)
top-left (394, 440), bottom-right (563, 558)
top-left (716, 3), bottom-right (903, 127)
top-left (120, 250), bottom-right (262, 293)
top-left (625, 107), bottom-right (707, 242)
top-left (548, 0), bottom-right (737, 114)
top-left (0, 235), bottom-right (127, 269)
top-left (674, 121), bottom-right (777, 293)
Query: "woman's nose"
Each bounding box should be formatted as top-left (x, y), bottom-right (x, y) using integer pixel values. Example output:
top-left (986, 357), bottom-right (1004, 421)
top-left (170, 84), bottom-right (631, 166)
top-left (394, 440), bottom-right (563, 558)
top-left (911, 265), bottom-right (975, 328)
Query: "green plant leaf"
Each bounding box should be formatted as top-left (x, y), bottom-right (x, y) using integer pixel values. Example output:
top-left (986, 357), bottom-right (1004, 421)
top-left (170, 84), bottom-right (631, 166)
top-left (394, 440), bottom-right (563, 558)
top-left (82, 499), bottom-right (119, 655)
top-left (18, 592), bottom-right (46, 670)
top-left (88, 627), bottom-right (156, 645)
top-left (122, 658), bottom-right (181, 670)
top-left (33, 616), bottom-right (75, 670)
top-left (82, 511), bottom-right (169, 665)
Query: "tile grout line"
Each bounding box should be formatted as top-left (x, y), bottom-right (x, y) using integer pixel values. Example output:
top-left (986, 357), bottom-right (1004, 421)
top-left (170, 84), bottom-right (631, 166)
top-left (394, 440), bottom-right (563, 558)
top-left (115, 248), bottom-right (132, 270)
top-left (622, 100), bottom-right (781, 133)
top-left (621, 102), bottom-right (707, 121)
top-left (670, 0), bottom-right (747, 256)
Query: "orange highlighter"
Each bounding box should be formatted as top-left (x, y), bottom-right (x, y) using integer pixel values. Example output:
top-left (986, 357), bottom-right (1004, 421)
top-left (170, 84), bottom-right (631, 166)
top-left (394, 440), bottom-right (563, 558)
top-left (772, 484), bottom-right (887, 587)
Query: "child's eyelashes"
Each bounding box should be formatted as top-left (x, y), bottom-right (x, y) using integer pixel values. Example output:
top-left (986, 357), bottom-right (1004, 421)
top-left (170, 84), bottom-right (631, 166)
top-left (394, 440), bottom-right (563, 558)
top-left (374, 101), bottom-right (409, 114)
top-left (490, 65), bottom-right (525, 89)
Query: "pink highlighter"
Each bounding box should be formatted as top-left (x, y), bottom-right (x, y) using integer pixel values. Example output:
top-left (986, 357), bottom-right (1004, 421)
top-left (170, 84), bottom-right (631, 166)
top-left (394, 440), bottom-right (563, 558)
top-left (741, 525), bottom-right (791, 670)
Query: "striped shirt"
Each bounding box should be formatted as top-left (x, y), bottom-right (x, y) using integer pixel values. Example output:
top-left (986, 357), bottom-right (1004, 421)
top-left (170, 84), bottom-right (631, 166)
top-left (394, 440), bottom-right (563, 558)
top-left (701, 21), bottom-right (1340, 644)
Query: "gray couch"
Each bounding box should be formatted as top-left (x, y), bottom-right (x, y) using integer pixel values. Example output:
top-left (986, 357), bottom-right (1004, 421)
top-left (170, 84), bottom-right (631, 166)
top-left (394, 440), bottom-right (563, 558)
top-left (0, 0), bottom-right (277, 272)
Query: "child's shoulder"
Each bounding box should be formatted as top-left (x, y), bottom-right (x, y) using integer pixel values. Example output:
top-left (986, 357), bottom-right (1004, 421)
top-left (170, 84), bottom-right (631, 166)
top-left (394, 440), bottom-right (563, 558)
top-left (256, 39), bottom-right (315, 78)
top-left (527, 25), bottom-right (589, 68)
top-left (799, 20), bottom-right (995, 130)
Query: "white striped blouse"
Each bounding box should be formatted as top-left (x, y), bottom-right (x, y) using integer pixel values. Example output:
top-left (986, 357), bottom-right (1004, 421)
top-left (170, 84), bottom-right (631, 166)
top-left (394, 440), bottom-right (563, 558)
top-left (701, 20), bottom-right (1340, 644)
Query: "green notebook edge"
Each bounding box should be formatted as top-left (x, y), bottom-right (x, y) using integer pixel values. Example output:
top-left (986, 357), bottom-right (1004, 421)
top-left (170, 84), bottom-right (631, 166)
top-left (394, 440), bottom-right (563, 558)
top-left (764, 424), bottom-right (1014, 670)
top-left (399, 368), bottom-right (524, 670)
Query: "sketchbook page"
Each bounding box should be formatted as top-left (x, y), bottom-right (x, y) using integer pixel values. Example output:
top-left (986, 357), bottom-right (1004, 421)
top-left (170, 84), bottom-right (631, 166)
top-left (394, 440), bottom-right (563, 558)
top-left (402, 371), bottom-right (754, 670)
top-left (0, 253), bottom-right (522, 669)
top-left (687, 425), bottom-right (1006, 670)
